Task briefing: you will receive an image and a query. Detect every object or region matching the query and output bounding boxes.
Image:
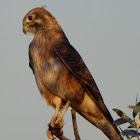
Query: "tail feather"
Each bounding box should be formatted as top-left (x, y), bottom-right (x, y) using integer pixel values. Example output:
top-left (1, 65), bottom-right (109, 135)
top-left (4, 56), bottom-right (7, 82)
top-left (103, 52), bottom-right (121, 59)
top-left (80, 112), bottom-right (123, 140)
top-left (74, 93), bottom-right (123, 140)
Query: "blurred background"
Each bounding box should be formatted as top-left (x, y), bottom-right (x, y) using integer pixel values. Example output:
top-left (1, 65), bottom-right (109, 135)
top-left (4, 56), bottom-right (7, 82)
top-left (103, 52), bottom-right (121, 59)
top-left (0, 0), bottom-right (140, 139)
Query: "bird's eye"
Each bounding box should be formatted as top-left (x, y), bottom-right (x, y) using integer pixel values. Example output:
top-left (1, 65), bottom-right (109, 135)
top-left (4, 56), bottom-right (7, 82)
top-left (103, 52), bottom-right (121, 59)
top-left (28, 16), bottom-right (33, 21)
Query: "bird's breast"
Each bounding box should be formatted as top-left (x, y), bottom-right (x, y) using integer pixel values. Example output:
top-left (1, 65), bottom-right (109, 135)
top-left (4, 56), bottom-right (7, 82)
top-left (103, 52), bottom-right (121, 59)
top-left (32, 50), bottom-right (63, 87)
top-left (42, 57), bottom-right (64, 86)
top-left (30, 47), bottom-right (85, 103)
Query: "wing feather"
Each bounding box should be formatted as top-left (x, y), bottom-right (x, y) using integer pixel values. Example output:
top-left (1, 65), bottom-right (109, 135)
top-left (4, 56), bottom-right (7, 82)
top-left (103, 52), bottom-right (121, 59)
top-left (53, 42), bottom-right (113, 122)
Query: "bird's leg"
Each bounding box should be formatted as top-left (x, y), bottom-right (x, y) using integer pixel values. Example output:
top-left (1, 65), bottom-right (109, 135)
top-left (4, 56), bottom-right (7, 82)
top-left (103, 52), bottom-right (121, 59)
top-left (47, 98), bottom-right (71, 138)
top-left (55, 100), bottom-right (71, 127)
top-left (47, 98), bottom-right (63, 140)
top-left (51, 98), bottom-right (62, 128)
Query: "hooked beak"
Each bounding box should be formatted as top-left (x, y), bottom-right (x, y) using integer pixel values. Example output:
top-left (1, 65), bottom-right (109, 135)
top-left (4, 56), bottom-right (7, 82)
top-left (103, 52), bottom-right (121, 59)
top-left (23, 26), bottom-right (29, 34)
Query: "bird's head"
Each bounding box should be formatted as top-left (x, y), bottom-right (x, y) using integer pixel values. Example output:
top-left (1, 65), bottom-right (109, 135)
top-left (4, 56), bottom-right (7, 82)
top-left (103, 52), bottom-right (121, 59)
top-left (23, 7), bottom-right (60, 35)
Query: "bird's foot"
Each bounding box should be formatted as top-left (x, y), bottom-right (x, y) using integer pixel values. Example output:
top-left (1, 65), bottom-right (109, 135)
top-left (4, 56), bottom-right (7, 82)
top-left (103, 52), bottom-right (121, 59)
top-left (47, 129), bottom-right (55, 140)
top-left (51, 115), bottom-right (64, 128)
top-left (47, 123), bottom-right (63, 140)
top-left (55, 115), bottom-right (65, 128)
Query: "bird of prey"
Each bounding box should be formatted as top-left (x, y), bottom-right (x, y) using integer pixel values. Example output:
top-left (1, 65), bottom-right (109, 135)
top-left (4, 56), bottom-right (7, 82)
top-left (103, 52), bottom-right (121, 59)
top-left (23, 7), bottom-right (123, 140)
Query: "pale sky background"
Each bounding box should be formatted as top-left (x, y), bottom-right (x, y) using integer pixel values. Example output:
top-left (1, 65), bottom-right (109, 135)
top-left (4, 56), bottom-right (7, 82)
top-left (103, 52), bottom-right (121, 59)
top-left (0, 0), bottom-right (140, 140)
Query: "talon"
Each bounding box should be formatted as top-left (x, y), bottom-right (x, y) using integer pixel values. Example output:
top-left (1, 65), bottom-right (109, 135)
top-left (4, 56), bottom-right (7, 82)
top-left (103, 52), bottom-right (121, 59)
top-left (51, 116), bottom-right (57, 128)
top-left (55, 116), bottom-right (64, 128)
top-left (51, 115), bottom-right (64, 128)
top-left (47, 129), bottom-right (55, 140)
top-left (59, 128), bottom-right (63, 135)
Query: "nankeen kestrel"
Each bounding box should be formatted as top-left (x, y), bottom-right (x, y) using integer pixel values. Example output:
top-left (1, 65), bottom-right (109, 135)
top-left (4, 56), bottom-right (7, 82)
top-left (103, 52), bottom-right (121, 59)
top-left (23, 7), bottom-right (123, 140)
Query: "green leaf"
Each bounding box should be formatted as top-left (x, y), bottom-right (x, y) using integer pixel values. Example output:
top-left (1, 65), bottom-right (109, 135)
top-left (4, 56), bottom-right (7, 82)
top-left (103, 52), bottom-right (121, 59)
top-left (123, 129), bottom-right (140, 137)
top-left (127, 105), bottom-right (140, 113)
top-left (119, 127), bottom-right (130, 140)
top-left (133, 111), bottom-right (137, 119)
top-left (113, 108), bottom-right (134, 126)
top-left (113, 118), bottom-right (129, 125)
top-left (113, 108), bottom-right (131, 120)
top-left (128, 124), bottom-right (137, 129)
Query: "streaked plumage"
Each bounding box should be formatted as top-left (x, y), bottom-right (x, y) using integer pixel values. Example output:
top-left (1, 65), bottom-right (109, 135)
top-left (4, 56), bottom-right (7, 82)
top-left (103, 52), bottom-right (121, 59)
top-left (23, 7), bottom-right (123, 139)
